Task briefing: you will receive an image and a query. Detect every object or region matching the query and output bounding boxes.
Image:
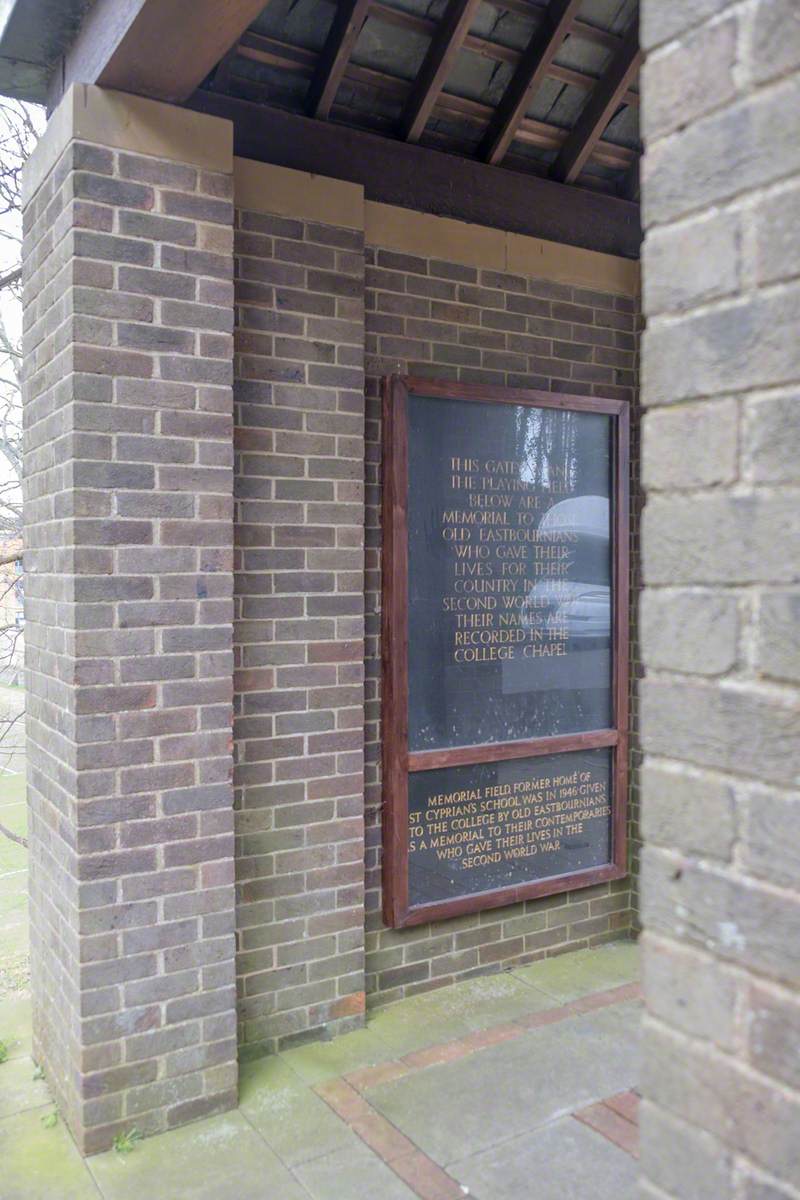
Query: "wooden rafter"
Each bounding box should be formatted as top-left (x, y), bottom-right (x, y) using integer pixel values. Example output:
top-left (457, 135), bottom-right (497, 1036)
top-left (479, 0), bottom-right (583, 166)
top-left (551, 18), bottom-right (642, 183)
top-left (399, 0), bottom-right (481, 143)
top-left (306, 0), bottom-right (371, 119)
top-left (368, 2), bottom-right (638, 105)
top-left (236, 32), bottom-right (636, 170)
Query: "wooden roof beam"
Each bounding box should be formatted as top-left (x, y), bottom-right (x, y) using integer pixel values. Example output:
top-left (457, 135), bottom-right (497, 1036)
top-left (235, 32), bottom-right (636, 170)
top-left (479, 0), bottom-right (583, 166)
top-left (189, 88), bottom-right (642, 258)
top-left (365, 4), bottom-right (638, 104)
top-left (399, 0), bottom-right (481, 143)
top-left (551, 17), bottom-right (642, 184)
top-left (306, 0), bottom-right (371, 119)
top-left (52, 0), bottom-right (268, 108)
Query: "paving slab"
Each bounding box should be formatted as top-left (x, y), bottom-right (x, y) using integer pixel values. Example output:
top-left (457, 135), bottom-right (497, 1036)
top-left (293, 1141), bottom-right (419, 1200)
top-left (88, 1109), bottom-right (310, 1200)
top-left (365, 1001), bottom-right (641, 1165)
top-left (511, 941), bottom-right (639, 1002)
top-left (0, 1054), bottom-right (51, 1118)
top-left (367, 994), bottom-right (475, 1057)
top-left (420, 969), bottom-right (557, 1031)
top-left (450, 1115), bottom-right (639, 1200)
top-left (0, 991), bottom-right (32, 1059)
top-left (240, 1054), bottom-right (355, 1166)
top-left (279, 1025), bottom-right (397, 1084)
top-left (0, 1107), bottom-right (99, 1200)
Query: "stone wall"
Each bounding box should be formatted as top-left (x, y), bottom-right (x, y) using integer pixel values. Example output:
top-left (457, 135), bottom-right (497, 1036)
top-left (639, 2), bottom-right (800, 1197)
top-left (22, 95), bottom-right (239, 1154)
top-left (232, 200), bottom-right (367, 1057)
top-left (363, 247), bottom-right (640, 1004)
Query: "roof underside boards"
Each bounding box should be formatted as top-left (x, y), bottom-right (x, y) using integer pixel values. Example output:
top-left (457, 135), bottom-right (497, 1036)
top-left (0, 0), bottom-right (640, 201)
top-left (223, 0), bottom-right (640, 194)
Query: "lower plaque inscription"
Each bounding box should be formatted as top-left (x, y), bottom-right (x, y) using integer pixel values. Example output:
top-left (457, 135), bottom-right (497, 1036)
top-left (407, 748), bottom-right (612, 906)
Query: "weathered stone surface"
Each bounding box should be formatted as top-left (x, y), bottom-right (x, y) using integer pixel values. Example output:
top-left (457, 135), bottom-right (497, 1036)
top-left (640, 760), bottom-right (736, 859)
top-left (643, 212), bottom-right (740, 316)
top-left (740, 786), bottom-right (800, 890)
top-left (642, 284), bottom-right (800, 405)
top-left (642, 492), bottom-right (800, 585)
top-left (640, 0), bottom-right (737, 52)
top-left (641, 677), bottom-right (800, 787)
top-left (747, 982), bottom-right (800, 1093)
top-left (746, 394), bottom-right (800, 484)
top-left (745, 0), bottom-right (800, 85)
top-left (639, 1099), bottom-right (733, 1200)
top-left (641, 934), bottom-right (738, 1051)
top-left (642, 847), bottom-right (800, 987)
top-left (642, 1016), bottom-right (800, 1185)
top-left (642, 400), bottom-right (739, 489)
top-left (640, 3), bottom-right (800, 1196)
top-left (640, 589), bottom-right (738, 676)
top-left (642, 75), bottom-right (800, 227)
top-left (754, 589), bottom-right (800, 683)
top-left (642, 17), bottom-right (739, 142)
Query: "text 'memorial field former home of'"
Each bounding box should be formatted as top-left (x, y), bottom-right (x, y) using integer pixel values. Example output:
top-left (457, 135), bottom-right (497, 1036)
top-left (1, 0), bottom-right (799, 1195)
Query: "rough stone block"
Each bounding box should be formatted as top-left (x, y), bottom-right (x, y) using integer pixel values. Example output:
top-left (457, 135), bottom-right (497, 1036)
top-left (640, 759), bottom-right (736, 859)
top-left (642, 16), bottom-right (738, 142)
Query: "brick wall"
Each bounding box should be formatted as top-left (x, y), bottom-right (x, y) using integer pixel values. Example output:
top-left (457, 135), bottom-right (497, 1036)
top-left (639, 2), bottom-right (800, 1197)
top-left (232, 206), bottom-right (367, 1056)
top-left (22, 132), bottom-right (238, 1152)
top-left (363, 247), bottom-right (640, 1004)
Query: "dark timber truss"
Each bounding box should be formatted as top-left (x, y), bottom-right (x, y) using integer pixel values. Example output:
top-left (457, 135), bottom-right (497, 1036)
top-left (209, 0), bottom-right (641, 200)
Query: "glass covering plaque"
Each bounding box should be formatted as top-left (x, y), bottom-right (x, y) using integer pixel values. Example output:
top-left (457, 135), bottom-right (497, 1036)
top-left (382, 378), bottom-right (629, 928)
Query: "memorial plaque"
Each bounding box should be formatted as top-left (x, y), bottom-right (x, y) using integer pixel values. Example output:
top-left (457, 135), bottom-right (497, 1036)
top-left (382, 377), bottom-right (629, 928)
top-left (407, 393), bottom-right (612, 751)
top-left (408, 748), bottom-right (612, 906)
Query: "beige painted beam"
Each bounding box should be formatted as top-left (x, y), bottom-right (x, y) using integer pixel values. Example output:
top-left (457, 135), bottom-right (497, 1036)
top-left (53, 0), bottom-right (266, 107)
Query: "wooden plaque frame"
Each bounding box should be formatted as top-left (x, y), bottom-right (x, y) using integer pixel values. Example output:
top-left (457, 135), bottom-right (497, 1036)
top-left (381, 375), bottom-right (630, 929)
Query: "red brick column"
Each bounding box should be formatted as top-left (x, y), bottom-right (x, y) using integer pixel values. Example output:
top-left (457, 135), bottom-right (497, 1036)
top-left (22, 87), bottom-right (238, 1153)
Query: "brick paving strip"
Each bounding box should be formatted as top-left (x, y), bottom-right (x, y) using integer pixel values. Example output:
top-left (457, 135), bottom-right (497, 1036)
top-left (315, 981), bottom-right (643, 1200)
top-left (574, 1089), bottom-right (640, 1158)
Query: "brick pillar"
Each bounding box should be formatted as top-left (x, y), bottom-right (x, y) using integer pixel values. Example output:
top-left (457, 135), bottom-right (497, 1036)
top-left (232, 162), bottom-right (367, 1055)
top-left (639, 5), bottom-right (800, 1198)
top-left (22, 86), bottom-right (238, 1153)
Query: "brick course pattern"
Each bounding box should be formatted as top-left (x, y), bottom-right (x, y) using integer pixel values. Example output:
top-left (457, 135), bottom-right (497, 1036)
top-left (639, 2), bottom-right (800, 1198)
top-left (22, 139), bottom-right (238, 1152)
top-left (232, 209), bottom-right (367, 1055)
top-left (363, 248), bottom-right (640, 1004)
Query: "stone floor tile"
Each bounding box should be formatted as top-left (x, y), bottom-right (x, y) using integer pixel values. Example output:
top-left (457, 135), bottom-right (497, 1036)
top-left (0, 1107), bottom-right (99, 1200)
top-left (88, 1110), bottom-right (310, 1200)
top-left (512, 941), bottom-right (639, 1001)
top-left (365, 1002), bottom-right (640, 1164)
top-left (278, 1026), bottom-right (396, 1084)
top-left (0, 1053), bottom-right (51, 1118)
top-left (0, 991), bottom-right (32, 1060)
top-left (367, 997), bottom-right (472, 1057)
top-left (421, 969), bottom-right (556, 1030)
top-left (450, 1115), bottom-right (639, 1200)
top-left (239, 1055), bottom-right (355, 1166)
top-left (293, 1142), bottom-right (418, 1200)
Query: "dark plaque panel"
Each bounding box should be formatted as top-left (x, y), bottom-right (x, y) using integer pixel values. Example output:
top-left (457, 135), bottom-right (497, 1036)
top-left (407, 393), bottom-right (612, 751)
top-left (408, 748), bottom-right (613, 906)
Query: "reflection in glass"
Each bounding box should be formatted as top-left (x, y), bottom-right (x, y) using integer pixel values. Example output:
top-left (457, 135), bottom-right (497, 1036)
top-left (407, 394), bottom-right (613, 752)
